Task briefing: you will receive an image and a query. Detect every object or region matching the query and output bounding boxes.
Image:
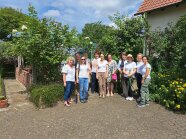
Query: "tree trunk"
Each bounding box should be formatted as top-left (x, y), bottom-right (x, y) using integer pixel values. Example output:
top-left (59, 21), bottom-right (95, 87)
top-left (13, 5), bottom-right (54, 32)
top-left (32, 64), bottom-right (37, 84)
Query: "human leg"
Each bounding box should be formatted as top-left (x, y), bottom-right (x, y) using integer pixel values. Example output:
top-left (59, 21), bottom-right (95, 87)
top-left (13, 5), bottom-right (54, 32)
top-left (83, 78), bottom-right (89, 101)
top-left (79, 78), bottom-right (84, 102)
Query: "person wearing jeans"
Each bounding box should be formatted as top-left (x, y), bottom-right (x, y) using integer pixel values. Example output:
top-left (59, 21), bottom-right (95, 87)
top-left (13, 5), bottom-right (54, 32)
top-left (96, 53), bottom-right (108, 98)
top-left (91, 51), bottom-right (100, 94)
top-left (76, 56), bottom-right (91, 103)
top-left (138, 56), bottom-right (151, 107)
top-left (62, 57), bottom-right (75, 107)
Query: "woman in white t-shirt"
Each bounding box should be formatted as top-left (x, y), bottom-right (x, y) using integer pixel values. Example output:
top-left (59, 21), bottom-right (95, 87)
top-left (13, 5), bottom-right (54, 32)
top-left (96, 53), bottom-right (108, 98)
top-left (76, 56), bottom-right (91, 103)
top-left (62, 57), bottom-right (75, 106)
top-left (137, 56), bottom-right (151, 107)
top-left (123, 54), bottom-right (136, 101)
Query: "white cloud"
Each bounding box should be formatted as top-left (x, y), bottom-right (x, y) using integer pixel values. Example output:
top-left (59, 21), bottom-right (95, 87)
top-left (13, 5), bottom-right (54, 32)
top-left (43, 10), bottom-right (61, 17)
top-left (108, 22), bottom-right (118, 28)
top-left (51, 1), bottom-right (64, 7)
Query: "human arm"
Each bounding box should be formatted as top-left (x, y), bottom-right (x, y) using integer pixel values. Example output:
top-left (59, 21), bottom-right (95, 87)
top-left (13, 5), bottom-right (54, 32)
top-left (105, 64), bottom-right (108, 78)
top-left (117, 60), bottom-right (123, 74)
top-left (142, 67), bottom-right (150, 84)
top-left (96, 64), bottom-right (98, 79)
top-left (63, 73), bottom-right (67, 87)
top-left (113, 61), bottom-right (117, 74)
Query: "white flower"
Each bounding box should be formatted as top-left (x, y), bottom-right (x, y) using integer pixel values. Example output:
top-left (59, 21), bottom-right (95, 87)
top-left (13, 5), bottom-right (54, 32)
top-left (21, 25), bottom-right (27, 30)
top-left (85, 37), bottom-right (90, 40)
top-left (90, 41), bottom-right (93, 45)
top-left (12, 29), bottom-right (18, 33)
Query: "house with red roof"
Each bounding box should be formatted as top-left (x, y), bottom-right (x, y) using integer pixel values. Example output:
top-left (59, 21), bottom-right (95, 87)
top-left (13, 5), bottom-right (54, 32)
top-left (135, 0), bottom-right (186, 30)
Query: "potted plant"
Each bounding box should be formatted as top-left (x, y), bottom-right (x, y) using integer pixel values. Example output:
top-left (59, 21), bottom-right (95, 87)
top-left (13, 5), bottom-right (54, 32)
top-left (0, 96), bottom-right (8, 108)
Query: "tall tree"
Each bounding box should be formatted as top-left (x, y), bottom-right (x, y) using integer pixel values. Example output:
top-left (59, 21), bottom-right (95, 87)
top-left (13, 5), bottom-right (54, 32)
top-left (0, 7), bottom-right (28, 40)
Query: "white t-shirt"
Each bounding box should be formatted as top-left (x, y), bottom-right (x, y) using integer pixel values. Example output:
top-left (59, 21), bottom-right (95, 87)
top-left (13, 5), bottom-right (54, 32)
top-left (136, 61), bottom-right (144, 74)
top-left (62, 65), bottom-right (75, 82)
top-left (124, 62), bottom-right (136, 77)
top-left (76, 64), bottom-right (90, 78)
top-left (141, 63), bottom-right (151, 79)
top-left (91, 58), bottom-right (100, 73)
top-left (97, 60), bottom-right (108, 72)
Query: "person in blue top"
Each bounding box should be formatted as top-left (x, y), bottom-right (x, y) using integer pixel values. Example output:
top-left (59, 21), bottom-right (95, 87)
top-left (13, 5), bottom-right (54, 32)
top-left (137, 56), bottom-right (151, 107)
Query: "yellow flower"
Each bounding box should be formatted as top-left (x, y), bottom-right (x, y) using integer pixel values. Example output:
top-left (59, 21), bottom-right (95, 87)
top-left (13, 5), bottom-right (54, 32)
top-left (178, 87), bottom-right (184, 91)
top-left (183, 83), bottom-right (186, 88)
top-left (176, 104), bottom-right (180, 109)
top-left (176, 94), bottom-right (180, 98)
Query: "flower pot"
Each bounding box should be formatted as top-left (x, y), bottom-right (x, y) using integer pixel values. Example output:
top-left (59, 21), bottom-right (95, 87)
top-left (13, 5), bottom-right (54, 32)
top-left (0, 99), bottom-right (8, 108)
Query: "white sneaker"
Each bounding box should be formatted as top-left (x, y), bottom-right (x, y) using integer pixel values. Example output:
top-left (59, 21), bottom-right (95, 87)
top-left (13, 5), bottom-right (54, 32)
top-left (129, 97), bottom-right (134, 101)
top-left (126, 97), bottom-right (130, 100)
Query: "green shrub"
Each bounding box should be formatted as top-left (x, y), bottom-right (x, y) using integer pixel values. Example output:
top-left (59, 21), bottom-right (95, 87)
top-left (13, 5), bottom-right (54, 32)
top-left (29, 84), bottom-right (64, 108)
top-left (149, 71), bottom-right (186, 111)
top-left (0, 74), bottom-right (2, 96)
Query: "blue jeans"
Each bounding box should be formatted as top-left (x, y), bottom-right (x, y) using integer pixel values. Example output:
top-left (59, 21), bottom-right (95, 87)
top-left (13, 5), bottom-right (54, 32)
top-left (91, 72), bottom-right (99, 93)
top-left (64, 81), bottom-right (75, 101)
top-left (79, 78), bottom-right (89, 101)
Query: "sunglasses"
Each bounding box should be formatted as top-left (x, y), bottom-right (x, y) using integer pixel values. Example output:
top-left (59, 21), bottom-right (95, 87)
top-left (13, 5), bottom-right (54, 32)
top-left (81, 59), bottom-right (85, 60)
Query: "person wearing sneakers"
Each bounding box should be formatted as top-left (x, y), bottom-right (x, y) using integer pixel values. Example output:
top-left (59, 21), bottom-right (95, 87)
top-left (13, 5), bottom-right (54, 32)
top-left (76, 56), bottom-right (91, 103)
top-left (123, 54), bottom-right (136, 101)
top-left (107, 54), bottom-right (117, 97)
top-left (137, 56), bottom-right (151, 107)
top-left (135, 53), bottom-right (144, 101)
top-left (96, 53), bottom-right (108, 98)
top-left (62, 57), bottom-right (76, 106)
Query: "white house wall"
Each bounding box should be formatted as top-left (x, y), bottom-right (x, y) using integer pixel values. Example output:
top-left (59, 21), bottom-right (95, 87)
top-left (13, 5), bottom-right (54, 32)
top-left (147, 2), bottom-right (186, 31)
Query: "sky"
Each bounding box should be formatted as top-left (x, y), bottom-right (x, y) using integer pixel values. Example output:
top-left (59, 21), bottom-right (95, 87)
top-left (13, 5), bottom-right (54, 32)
top-left (0, 0), bottom-right (143, 32)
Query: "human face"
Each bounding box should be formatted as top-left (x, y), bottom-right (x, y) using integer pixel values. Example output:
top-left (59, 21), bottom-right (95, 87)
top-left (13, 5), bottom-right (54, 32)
top-left (68, 60), bottom-right (74, 66)
top-left (137, 54), bottom-right (143, 62)
top-left (122, 55), bottom-right (127, 60)
top-left (81, 57), bottom-right (86, 64)
top-left (142, 57), bottom-right (148, 64)
top-left (76, 54), bottom-right (80, 61)
top-left (127, 57), bottom-right (132, 62)
top-left (100, 54), bottom-right (104, 60)
top-left (108, 55), bottom-right (112, 62)
top-left (95, 53), bottom-right (99, 59)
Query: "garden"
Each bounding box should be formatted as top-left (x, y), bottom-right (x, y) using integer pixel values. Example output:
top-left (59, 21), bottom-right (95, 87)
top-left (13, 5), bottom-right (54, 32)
top-left (0, 5), bottom-right (185, 110)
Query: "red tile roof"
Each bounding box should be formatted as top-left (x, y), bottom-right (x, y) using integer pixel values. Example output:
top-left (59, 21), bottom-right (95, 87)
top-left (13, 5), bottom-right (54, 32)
top-left (135, 0), bottom-right (183, 15)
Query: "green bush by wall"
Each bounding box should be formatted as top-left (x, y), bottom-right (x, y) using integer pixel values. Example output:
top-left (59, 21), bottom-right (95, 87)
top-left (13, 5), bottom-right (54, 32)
top-left (29, 84), bottom-right (64, 108)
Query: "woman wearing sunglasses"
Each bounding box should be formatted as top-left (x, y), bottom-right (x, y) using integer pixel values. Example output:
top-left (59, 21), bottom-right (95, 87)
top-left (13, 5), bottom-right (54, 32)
top-left (76, 56), bottom-right (91, 103)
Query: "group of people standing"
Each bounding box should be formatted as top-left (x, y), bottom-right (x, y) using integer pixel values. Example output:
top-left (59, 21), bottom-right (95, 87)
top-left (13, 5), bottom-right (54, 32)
top-left (62, 51), bottom-right (151, 108)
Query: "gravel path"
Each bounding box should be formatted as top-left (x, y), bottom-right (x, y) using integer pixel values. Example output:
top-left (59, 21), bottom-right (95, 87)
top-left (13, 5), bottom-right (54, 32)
top-left (0, 79), bottom-right (186, 139)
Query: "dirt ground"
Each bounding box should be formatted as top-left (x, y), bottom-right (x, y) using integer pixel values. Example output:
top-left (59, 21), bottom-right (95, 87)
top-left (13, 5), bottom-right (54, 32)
top-left (0, 79), bottom-right (186, 139)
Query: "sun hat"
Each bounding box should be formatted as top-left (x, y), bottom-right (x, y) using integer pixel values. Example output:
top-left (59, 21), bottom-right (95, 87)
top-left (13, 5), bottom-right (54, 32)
top-left (127, 54), bottom-right (133, 58)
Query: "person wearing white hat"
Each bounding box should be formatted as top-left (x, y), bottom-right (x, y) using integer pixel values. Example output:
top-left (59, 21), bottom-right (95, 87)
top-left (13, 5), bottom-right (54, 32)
top-left (123, 54), bottom-right (136, 101)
